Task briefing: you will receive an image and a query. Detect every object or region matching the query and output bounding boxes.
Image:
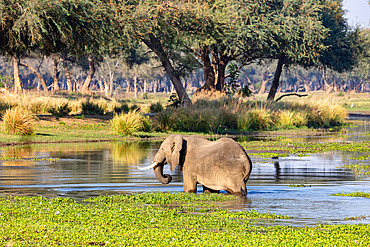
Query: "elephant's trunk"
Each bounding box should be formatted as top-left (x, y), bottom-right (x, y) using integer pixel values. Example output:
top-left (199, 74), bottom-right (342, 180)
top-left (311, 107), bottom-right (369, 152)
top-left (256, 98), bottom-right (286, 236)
top-left (154, 163), bottom-right (172, 184)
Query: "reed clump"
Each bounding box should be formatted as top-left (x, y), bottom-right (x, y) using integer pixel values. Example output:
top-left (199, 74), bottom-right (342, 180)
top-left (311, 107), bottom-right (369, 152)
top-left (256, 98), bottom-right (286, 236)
top-left (154, 96), bottom-right (347, 132)
top-left (2, 107), bottom-right (38, 135)
top-left (111, 110), bottom-right (151, 136)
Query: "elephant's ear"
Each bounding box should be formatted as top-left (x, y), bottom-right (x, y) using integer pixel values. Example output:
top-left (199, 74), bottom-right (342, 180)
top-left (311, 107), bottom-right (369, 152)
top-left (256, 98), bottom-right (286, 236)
top-left (170, 135), bottom-right (183, 172)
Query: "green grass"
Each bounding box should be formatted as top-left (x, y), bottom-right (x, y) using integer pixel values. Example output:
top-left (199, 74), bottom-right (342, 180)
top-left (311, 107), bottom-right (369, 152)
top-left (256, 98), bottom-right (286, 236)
top-left (0, 193), bottom-right (369, 246)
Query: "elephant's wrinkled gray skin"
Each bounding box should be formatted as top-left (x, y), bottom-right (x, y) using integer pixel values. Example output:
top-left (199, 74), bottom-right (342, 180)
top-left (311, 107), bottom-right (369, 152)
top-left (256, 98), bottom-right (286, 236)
top-left (140, 134), bottom-right (252, 196)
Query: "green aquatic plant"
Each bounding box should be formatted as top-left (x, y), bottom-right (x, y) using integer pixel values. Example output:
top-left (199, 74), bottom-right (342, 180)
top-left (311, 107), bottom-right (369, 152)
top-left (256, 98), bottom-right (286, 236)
top-left (330, 192), bottom-right (370, 199)
top-left (0, 157), bottom-right (59, 162)
top-left (341, 164), bottom-right (370, 176)
top-left (288, 184), bottom-right (312, 187)
top-left (0, 193), bottom-right (369, 246)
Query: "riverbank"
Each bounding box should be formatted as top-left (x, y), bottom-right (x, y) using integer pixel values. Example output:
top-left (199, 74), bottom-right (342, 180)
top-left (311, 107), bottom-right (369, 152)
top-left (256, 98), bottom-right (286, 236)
top-left (0, 112), bottom-right (354, 147)
top-left (1, 192), bottom-right (369, 246)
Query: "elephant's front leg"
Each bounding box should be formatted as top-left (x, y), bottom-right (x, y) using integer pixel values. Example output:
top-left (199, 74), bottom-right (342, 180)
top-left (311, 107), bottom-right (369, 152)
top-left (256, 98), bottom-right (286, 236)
top-left (182, 169), bottom-right (197, 193)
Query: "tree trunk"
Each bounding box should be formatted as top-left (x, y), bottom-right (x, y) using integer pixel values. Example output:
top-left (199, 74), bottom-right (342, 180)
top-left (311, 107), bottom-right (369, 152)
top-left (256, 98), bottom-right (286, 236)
top-left (258, 71), bottom-right (271, 94)
top-left (81, 56), bottom-right (96, 93)
top-left (134, 75), bottom-right (138, 98)
top-left (142, 34), bottom-right (192, 105)
top-left (61, 53), bottom-right (73, 92)
top-left (19, 62), bottom-right (48, 91)
top-left (196, 45), bottom-right (230, 93)
top-left (198, 46), bottom-right (216, 91)
top-left (13, 55), bottom-right (22, 93)
top-left (267, 56), bottom-right (285, 100)
top-left (52, 58), bottom-right (60, 91)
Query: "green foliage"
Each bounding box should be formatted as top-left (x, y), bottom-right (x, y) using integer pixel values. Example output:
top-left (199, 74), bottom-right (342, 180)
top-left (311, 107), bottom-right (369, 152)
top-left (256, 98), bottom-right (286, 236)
top-left (0, 193), bottom-right (369, 246)
top-left (0, 74), bottom-right (13, 88)
top-left (2, 107), bottom-right (38, 135)
top-left (224, 63), bottom-right (241, 95)
top-left (167, 93), bottom-right (182, 108)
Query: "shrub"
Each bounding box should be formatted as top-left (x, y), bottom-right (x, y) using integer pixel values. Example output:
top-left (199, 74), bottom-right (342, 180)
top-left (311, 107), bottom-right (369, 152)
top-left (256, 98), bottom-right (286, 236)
top-left (111, 110), bottom-right (151, 136)
top-left (113, 103), bottom-right (129, 114)
top-left (2, 107), bottom-right (38, 135)
top-left (81, 99), bottom-right (105, 115)
top-left (47, 102), bottom-right (71, 117)
top-left (149, 102), bottom-right (163, 113)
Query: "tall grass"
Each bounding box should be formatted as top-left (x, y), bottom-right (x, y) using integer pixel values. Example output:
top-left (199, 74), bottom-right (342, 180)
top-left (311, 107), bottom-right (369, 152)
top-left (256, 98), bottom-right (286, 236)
top-left (2, 107), bottom-right (38, 135)
top-left (110, 110), bottom-right (151, 136)
top-left (154, 96), bottom-right (348, 132)
top-left (0, 93), bottom-right (348, 133)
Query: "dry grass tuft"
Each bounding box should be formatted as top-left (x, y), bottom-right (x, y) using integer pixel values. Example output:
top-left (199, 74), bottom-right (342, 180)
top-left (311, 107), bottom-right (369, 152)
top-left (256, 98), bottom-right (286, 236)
top-left (2, 107), bottom-right (38, 135)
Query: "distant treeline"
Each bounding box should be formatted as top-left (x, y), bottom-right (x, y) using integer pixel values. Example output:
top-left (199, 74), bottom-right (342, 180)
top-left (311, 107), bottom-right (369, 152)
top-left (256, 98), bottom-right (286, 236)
top-left (0, 0), bottom-right (369, 101)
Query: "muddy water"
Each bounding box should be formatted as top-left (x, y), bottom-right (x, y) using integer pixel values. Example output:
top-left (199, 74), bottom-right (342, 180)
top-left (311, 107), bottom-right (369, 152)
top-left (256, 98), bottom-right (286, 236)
top-left (0, 119), bottom-right (369, 226)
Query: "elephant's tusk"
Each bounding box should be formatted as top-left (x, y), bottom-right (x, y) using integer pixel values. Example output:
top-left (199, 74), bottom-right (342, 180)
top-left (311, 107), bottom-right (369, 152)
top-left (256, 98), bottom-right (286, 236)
top-left (138, 162), bottom-right (158, 170)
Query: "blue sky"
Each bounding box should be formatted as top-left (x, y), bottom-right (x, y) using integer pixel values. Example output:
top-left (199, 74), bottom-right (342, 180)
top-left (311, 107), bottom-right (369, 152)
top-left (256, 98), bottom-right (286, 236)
top-left (343, 0), bottom-right (370, 27)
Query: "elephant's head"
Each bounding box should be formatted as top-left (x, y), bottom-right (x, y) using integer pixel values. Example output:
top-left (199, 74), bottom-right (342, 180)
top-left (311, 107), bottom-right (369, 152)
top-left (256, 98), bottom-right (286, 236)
top-left (138, 134), bottom-right (183, 184)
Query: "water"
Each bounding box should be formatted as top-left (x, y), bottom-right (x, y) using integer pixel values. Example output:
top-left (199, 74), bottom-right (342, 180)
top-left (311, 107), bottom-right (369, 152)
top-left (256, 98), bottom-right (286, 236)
top-left (0, 119), bottom-right (369, 227)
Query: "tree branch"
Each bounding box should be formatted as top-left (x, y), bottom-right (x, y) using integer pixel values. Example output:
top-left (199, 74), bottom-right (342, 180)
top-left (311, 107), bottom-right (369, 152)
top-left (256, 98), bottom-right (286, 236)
top-left (275, 93), bottom-right (308, 102)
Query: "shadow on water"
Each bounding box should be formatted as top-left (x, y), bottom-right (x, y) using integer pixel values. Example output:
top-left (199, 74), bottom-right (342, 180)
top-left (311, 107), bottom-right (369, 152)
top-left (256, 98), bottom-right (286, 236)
top-left (0, 117), bottom-right (369, 227)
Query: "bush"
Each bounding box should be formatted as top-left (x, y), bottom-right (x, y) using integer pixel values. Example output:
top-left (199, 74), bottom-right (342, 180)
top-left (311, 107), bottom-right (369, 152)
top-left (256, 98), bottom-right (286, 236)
top-left (2, 107), bottom-right (38, 135)
top-left (47, 102), bottom-right (71, 117)
top-left (113, 103), bottom-right (130, 114)
top-left (81, 99), bottom-right (105, 115)
top-left (111, 110), bottom-right (152, 136)
top-left (149, 102), bottom-right (163, 113)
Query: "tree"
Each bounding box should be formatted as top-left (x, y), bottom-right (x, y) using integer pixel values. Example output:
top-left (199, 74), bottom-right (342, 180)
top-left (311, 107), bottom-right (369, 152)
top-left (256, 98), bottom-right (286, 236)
top-left (115, 0), bottom-right (211, 105)
top-left (262, 0), bottom-right (328, 100)
top-left (266, 0), bottom-right (363, 100)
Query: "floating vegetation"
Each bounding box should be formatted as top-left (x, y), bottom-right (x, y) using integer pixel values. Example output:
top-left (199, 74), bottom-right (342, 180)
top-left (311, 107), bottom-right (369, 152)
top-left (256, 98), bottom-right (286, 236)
top-left (241, 140), bottom-right (370, 156)
top-left (1, 193), bottom-right (369, 246)
top-left (345, 216), bottom-right (367, 221)
top-left (340, 164), bottom-right (370, 176)
top-left (350, 155), bottom-right (370, 160)
top-left (0, 157), bottom-right (59, 162)
top-left (330, 192), bottom-right (370, 199)
top-left (288, 184), bottom-right (312, 187)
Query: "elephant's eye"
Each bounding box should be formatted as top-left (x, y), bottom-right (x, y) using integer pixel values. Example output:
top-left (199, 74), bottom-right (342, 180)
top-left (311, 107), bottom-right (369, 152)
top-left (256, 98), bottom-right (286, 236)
top-left (171, 143), bottom-right (175, 152)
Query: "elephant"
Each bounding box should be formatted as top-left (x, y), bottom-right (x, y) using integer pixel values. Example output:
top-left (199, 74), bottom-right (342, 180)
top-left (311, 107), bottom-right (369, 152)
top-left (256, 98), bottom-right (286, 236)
top-left (139, 134), bottom-right (252, 196)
